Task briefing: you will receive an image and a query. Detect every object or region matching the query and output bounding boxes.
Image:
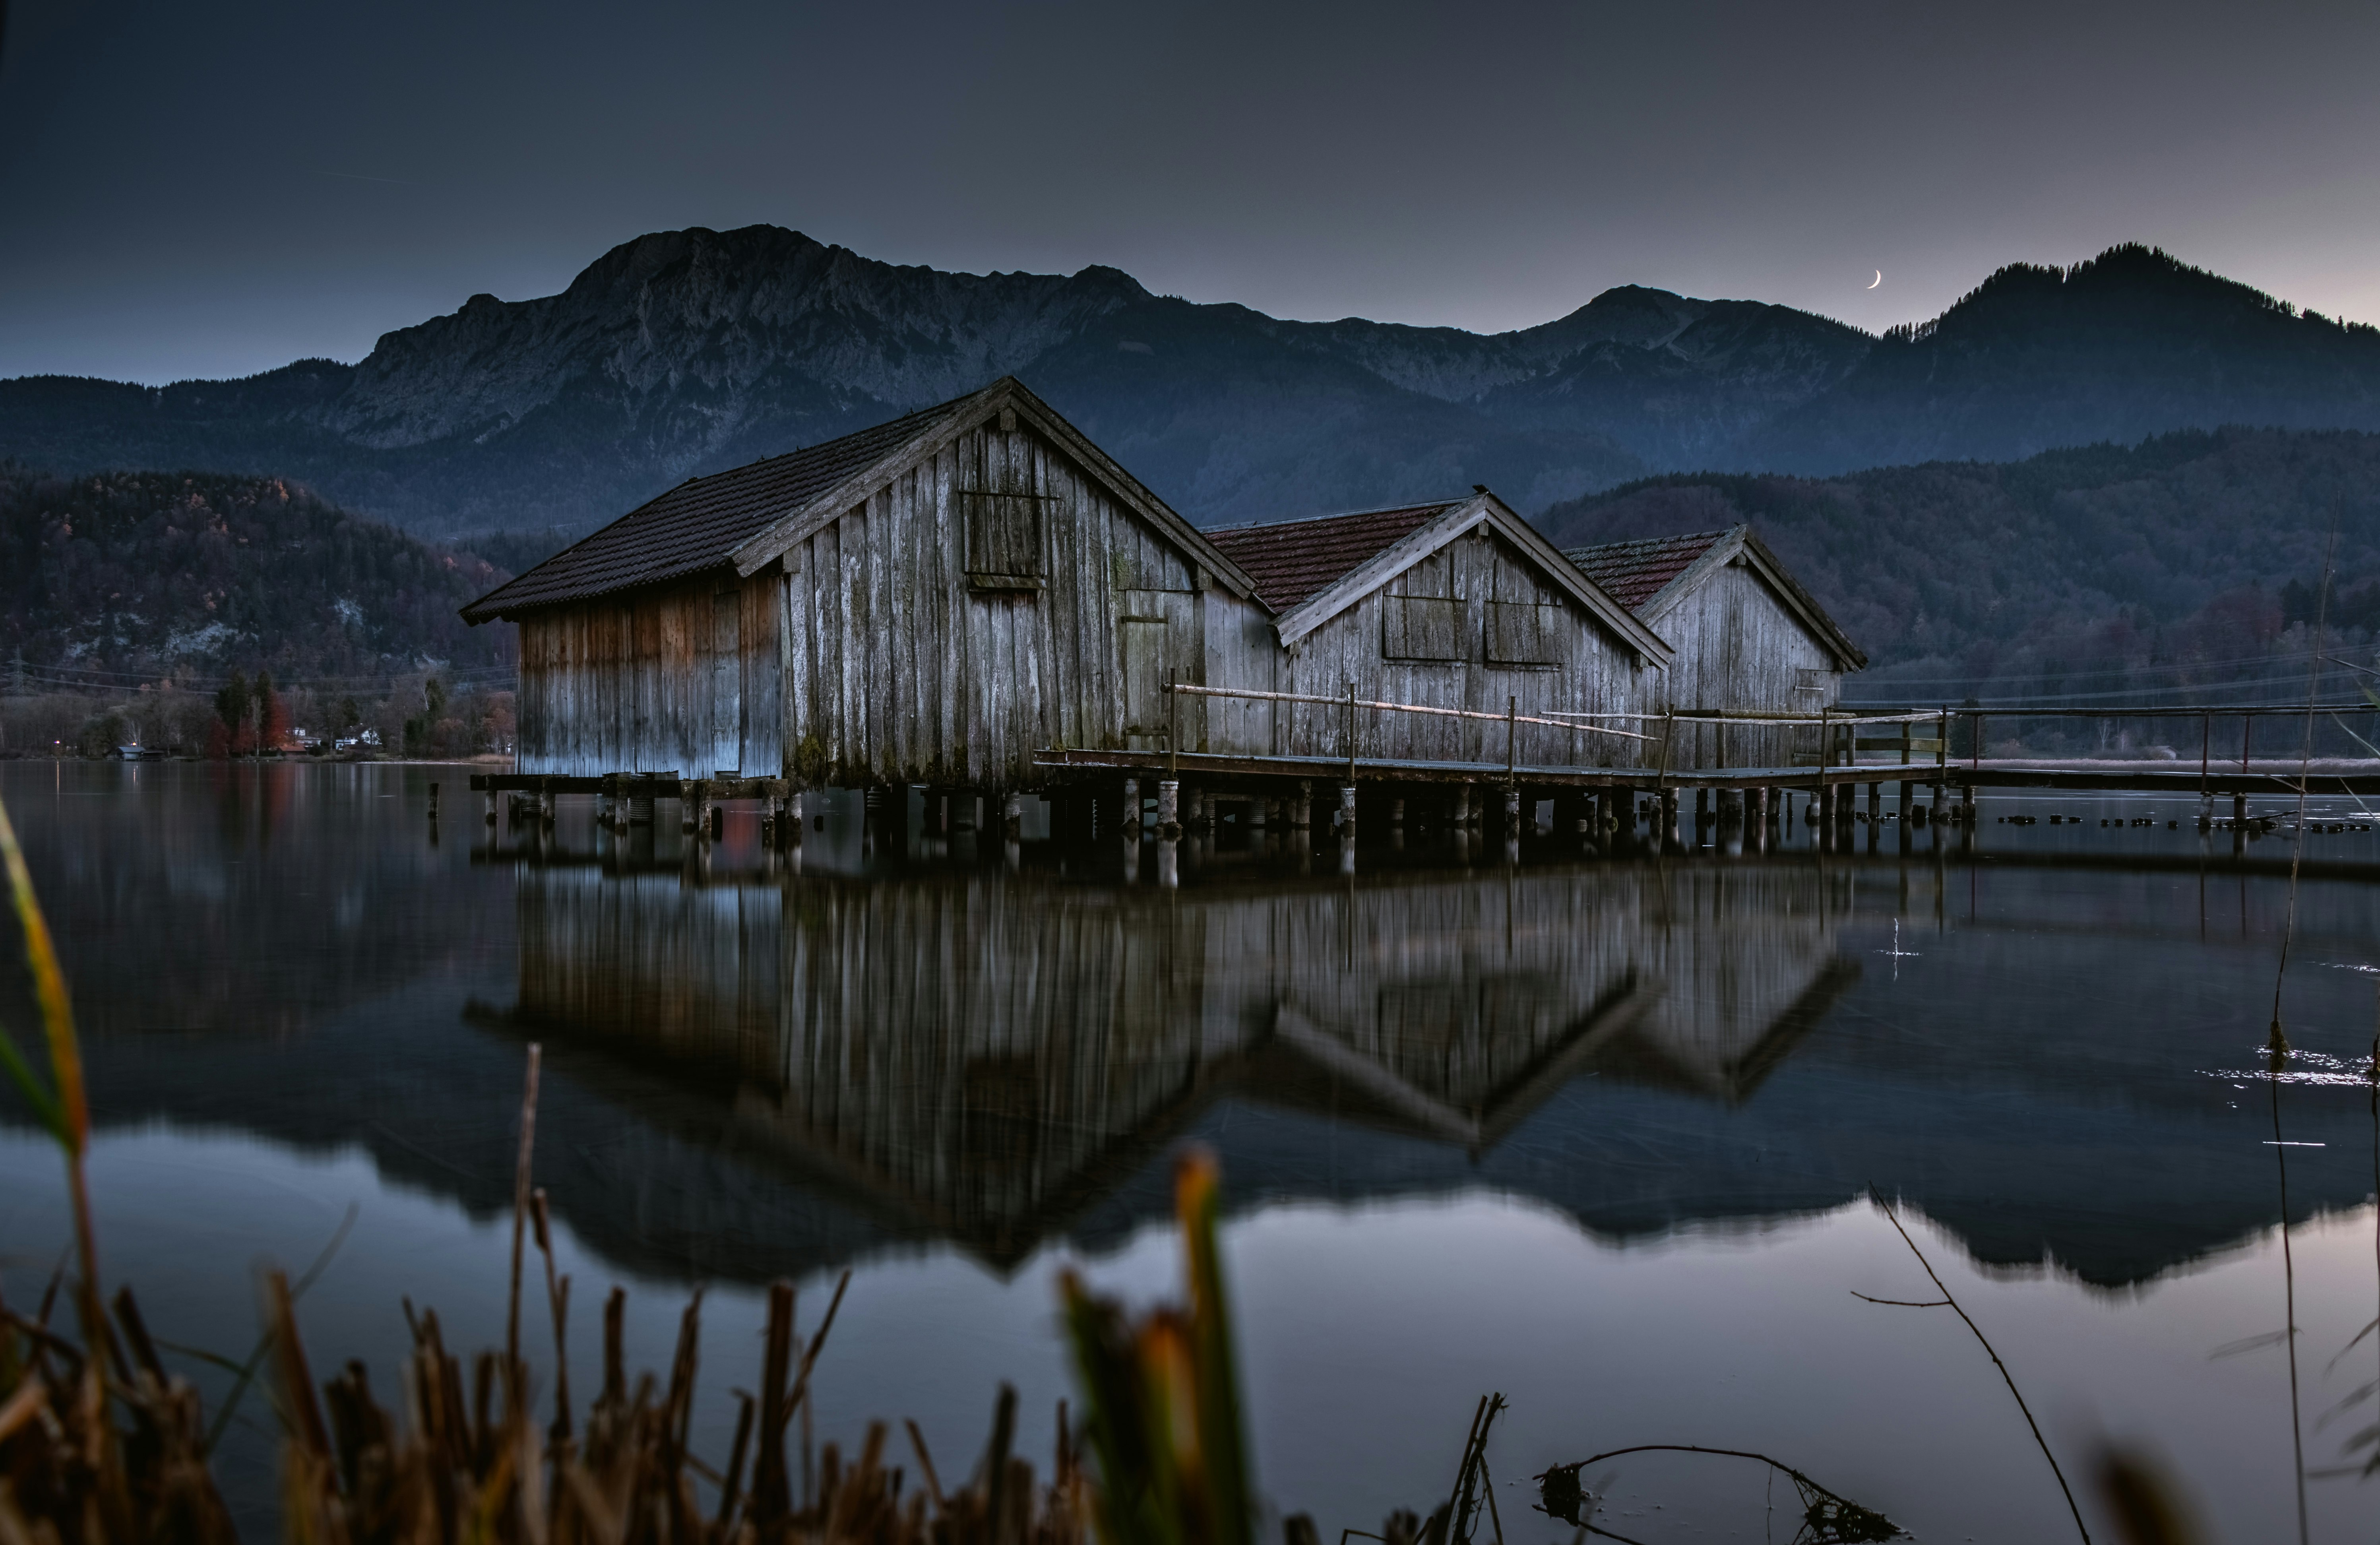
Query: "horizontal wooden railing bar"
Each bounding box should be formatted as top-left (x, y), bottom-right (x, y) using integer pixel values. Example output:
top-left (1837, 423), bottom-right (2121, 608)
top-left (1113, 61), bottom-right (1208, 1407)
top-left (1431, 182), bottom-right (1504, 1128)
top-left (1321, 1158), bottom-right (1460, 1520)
top-left (1543, 708), bottom-right (1942, 725)
top-left (468, 772), bottom-right (791, 798)
top-left (1843, 702), bottom-right (2376, 717)
top-left (1160, 682), bottom-right (1653, 741)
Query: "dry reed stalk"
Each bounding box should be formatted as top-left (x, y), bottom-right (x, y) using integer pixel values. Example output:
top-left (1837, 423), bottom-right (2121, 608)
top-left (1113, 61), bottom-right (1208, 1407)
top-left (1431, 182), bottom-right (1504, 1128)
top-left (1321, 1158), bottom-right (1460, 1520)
top-left (260, 1045), bottom-right (1095, 1545)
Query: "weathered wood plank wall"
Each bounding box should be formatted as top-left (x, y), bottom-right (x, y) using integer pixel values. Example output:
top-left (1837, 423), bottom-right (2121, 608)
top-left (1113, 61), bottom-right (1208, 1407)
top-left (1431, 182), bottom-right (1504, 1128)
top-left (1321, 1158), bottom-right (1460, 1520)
top-left (778, 419), bottom-right (1271, 788)
top-left (517, 574), bottom-right (783, 777)
top-left (514, 418), bottom-right (1269, 785)
top-left (1275, 529), bottom-right (1652, 771)
top-left (1655, 562), bottom-right (1843, 769)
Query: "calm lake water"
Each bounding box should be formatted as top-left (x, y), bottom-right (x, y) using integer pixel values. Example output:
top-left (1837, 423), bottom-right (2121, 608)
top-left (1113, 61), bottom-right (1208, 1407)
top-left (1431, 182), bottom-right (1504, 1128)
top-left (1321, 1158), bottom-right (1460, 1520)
top-left (6, 760), bottom-right (2380, 1542)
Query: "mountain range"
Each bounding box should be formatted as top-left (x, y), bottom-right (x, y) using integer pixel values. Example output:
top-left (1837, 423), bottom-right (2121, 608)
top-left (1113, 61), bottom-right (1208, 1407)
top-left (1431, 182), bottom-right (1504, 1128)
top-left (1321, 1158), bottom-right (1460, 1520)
top-left (7, 230), bottom-right (2380, 538)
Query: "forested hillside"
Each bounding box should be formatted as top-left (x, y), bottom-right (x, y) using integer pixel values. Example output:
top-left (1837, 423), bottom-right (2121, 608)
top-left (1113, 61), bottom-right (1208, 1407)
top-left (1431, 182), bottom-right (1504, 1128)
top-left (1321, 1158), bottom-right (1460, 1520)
top-left (0, 466), bottom-right (522, 686)
top-left (1536, 428), bottom-right (2380, 707)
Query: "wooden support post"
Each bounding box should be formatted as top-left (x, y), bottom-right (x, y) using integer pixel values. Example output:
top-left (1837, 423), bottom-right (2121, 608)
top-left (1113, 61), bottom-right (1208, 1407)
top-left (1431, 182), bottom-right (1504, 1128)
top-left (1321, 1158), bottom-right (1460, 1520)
top-left (1502, 784), bottom-right (1522, 833)
top-left (786, 790), bottom-right (804, 844)
top-left (1453, 782), bottom-right (1473, 827)
top-left (484, 790), bottom-right (498, 825)
top-left (1659, 789), bottom-right (1679, 852)
top-left (538, 783), bottom-right (555, 825)
top-left (427, 782), bottom-right (440, 818)
top-left (1935, 708), bottom-right (1949, 807)
top-left (1338, 783), bottom-right (1357, 835)
top-left (1294, 779), bottom-right (1312, 831)
top-left (1122, 777), bottom-right (1140, 837)
top-left (1506, 695), bottom-right (1519, 783)
top-left (1345, 680), bottom-right (1359, 787)
top-left (1390, 796), bottom-right (1407, 828)
top-left (1004, 792), bottom-right (1025, 841)
top-left (1250, 797), bottom-right (1269, 830)
top-left (1156, 780), bottom-right (1180, 839)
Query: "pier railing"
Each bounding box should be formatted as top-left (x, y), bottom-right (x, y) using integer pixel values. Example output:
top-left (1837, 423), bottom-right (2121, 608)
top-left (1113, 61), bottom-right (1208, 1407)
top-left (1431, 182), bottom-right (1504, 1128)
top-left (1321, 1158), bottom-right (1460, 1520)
top-left (1156, 683), bottom-right (1964, 785)
top-left (1137, 688), bottom-right (2380, 786)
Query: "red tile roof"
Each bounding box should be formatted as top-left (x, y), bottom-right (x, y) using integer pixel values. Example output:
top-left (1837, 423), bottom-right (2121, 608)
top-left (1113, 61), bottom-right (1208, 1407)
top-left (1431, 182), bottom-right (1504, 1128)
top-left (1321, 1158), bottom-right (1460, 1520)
top-left (461, 392), bottom-right (980, 622)
top-left (1204, 501), bottom-right (1463, 612)
top-left (1560, 529), bottom-right (1731, 612)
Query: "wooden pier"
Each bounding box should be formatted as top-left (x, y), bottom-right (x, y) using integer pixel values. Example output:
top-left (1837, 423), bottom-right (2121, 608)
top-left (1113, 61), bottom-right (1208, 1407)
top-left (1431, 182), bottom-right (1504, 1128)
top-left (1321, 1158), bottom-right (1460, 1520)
top-left (461, 692), bottom-right (2380, 863)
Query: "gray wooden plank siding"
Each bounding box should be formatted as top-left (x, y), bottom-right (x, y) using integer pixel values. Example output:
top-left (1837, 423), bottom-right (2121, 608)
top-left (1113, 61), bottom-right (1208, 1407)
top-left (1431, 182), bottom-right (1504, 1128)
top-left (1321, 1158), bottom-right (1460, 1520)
top-left (517, 573), bottom-right (783, 777)
top-left (513, 418), bottom-right (1271, 787)
top-left (1275, 531), bottom-right (1649, 771)
top-left (779, 419), bottom-right (1276, 787)
top-left (1654, 562), bottom-right (1842, 769)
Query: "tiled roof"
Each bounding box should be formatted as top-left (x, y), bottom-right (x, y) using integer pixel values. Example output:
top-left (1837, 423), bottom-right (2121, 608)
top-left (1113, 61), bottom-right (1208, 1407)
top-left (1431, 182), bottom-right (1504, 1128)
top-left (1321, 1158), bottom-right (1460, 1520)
top-left (1204, 501), bottom-right (1463, 612)
top-left (1560, 529), bottom-right (1731, 612)
top-left (460, 392), bottom-right (980, 621)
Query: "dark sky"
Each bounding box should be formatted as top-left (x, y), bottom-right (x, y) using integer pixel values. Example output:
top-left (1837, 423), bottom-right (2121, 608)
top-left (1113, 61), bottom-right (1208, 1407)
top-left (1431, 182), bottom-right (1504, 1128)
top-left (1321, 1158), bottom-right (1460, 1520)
top-left (4, 0), bottom-right (2376, 384)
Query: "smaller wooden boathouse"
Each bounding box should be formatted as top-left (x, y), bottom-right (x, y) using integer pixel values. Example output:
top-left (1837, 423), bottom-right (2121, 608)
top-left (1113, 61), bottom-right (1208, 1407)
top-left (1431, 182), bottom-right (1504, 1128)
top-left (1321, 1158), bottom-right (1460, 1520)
top-left (1564, 525), bottom-right (1865, 769)
top-left (1201, 491), bottom-right (1673, 768)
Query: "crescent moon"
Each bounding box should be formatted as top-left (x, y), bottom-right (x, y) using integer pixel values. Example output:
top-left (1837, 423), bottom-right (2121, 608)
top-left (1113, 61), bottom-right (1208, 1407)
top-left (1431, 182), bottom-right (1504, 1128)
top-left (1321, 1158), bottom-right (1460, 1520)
top-left (1867, 269), bottom-right (1883, 289)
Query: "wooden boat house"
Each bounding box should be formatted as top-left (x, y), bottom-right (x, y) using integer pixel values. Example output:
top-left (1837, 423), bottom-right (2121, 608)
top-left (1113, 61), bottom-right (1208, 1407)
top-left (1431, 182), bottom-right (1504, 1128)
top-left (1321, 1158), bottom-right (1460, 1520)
top-left (1563, 525), bottom-right (1864, 770)
top-left (461, 378), bottom-right (1275, 789)
top-left (1203, 494), bottom-right (1673, 769)
top-left (462, 379), bottom-right (1863, 835)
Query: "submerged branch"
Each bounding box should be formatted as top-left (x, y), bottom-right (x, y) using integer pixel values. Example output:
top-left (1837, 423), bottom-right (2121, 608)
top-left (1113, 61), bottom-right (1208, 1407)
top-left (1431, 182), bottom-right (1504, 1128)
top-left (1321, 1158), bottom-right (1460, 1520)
top-left (1863, 1187), bottom-right (2091, 1545)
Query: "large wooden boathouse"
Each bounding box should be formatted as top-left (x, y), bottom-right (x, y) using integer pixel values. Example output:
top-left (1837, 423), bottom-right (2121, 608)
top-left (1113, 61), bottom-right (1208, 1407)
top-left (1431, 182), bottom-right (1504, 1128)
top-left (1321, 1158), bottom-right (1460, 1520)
top-left (461, 377), bottom-right (1275, 787)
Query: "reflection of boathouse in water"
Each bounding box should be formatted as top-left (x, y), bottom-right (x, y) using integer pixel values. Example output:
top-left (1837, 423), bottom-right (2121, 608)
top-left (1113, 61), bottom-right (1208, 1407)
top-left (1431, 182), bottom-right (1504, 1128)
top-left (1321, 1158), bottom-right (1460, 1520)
top-left (493, 861), bottom-right (1855, 1265)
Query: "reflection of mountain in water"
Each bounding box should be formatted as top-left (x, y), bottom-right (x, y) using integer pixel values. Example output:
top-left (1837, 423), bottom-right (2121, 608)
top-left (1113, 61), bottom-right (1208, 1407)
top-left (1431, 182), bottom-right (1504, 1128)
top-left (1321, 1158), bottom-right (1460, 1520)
top-left (19, 762), bottom-right (2380, 1293)
top-left (480, 859), bottom-right (1855, 1271)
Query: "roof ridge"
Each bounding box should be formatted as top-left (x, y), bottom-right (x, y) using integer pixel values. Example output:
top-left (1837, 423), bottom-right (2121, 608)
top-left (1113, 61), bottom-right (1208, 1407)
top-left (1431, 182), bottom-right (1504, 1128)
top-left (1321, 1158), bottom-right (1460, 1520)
top-left (1205, 497), bottom-right (1468, 535)
top-left (1560, 526), bottom-right (1737, 556)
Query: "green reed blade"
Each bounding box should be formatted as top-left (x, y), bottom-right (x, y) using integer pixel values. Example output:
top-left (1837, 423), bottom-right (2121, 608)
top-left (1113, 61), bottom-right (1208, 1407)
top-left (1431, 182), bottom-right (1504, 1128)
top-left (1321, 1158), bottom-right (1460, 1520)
top-left (0, 794), bottom-right (86, 1159)
top-left (0, 1018), bottom-right (66, 1144)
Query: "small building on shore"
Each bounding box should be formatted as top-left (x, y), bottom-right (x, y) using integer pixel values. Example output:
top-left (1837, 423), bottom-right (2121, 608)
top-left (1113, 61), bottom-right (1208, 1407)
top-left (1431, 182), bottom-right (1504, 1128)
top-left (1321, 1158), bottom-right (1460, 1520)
top-left (461, 378), bottom-right (1272, 789)
top-left (1205, 493), bottom-right (1673, 769)
top-left (1562, 525), bottom-right (1865, 769)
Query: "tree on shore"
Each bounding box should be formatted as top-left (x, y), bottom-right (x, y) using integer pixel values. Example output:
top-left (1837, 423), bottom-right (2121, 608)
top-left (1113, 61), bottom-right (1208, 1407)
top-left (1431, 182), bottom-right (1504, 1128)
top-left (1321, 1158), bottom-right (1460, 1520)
top-left (209, 671), bottom-right (250, 759)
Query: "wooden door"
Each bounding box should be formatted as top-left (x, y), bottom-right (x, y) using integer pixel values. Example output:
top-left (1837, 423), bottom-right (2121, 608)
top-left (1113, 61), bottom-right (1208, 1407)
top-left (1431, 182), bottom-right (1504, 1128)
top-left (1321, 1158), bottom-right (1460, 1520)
top-left (1118, 589), bottom-right (1192, 751)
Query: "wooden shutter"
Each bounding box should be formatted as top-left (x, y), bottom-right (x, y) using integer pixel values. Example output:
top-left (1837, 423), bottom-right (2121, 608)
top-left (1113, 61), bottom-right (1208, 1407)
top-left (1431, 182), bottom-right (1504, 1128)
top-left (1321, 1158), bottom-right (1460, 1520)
top-left (963, 491), bottom-right (1049, 587)
top-left (1486, 601), bottom-right (1560, 665)
top-left (1382, 595), bottom-right (1466, 661)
